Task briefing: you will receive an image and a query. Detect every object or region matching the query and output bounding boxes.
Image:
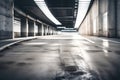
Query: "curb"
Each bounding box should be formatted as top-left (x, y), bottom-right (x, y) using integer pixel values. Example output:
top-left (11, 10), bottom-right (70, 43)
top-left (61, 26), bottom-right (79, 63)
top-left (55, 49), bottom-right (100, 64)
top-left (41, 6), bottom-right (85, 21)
top-left (0, 37), bottom-right (37, 51)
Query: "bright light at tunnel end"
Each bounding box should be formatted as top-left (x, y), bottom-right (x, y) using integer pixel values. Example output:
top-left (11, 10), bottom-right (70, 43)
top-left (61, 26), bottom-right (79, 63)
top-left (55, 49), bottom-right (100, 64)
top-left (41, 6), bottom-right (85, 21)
top-left (74, 0), bottom-right (91, 28)
top-left (34, 0), bottom-right (62, 25)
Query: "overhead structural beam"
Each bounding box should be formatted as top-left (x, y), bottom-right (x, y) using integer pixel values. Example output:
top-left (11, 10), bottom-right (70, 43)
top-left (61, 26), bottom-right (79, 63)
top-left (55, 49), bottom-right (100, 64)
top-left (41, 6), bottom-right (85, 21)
top-left (57, 16), bottom-right (74, 18)
top-left (59, 20), bottom-right (73, 21)
top-left (49, 7), bottom-right (73, 9)
top-left (14, 8), bottom-right (26, 17)
top-left (14, 7), bottom-right (47, 25)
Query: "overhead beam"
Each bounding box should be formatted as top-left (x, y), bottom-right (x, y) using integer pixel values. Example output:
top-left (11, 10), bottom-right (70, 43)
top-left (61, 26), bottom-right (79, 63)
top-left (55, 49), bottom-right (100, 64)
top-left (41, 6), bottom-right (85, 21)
top-left (49, 7), bottom-right (73, 9)
top-left (14, 7), bottom-right (47, 25)
top-left (58, 19), bottom-right (74, 21)
top-left (57, 16), bottom-right (74, 18)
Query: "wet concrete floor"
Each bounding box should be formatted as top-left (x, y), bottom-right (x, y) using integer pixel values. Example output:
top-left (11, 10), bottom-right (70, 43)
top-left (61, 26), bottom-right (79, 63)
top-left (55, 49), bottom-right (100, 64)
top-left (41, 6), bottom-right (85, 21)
top-left (0, 33), bottom-right (120, 80)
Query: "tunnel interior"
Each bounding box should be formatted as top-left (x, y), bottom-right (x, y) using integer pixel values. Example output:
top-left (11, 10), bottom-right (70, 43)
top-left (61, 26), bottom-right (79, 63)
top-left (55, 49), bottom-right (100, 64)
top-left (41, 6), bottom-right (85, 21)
top-left (1, 0), bottom-right (120, 80)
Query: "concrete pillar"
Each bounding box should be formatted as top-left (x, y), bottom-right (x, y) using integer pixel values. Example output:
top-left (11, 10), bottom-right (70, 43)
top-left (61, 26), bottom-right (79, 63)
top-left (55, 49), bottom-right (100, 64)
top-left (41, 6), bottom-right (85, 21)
top-left (116, 0), bottom-right (120, 37)
top-left (43, 25), bottom-right (46, 36)
top-left (97, 0), bottom-right (116, 37)
top-left (38, 23), bottom-right (44, 36)
top-left (28, 20), bottom-right (35, 36)
top-left (107, 0), bottom-right (116, 37)
top-left (21, 18), bottom-right (28, 37)
top-left (0, 0), bottom-right (14, 39)
top-left (97, 0), bottom-right (102, 36)
top-left (44, 25), bottom-right (48, 36)
top-left (50, 27), bottom-right (52, 35)
top-left (47, 26), bottom-right (50, 35)
top-left (52, 28), bottom-right (55, 35)
top-left (38, 24), bottom-right (42, 36)
top-left (46, 26), bottom-right (49, 35)
top-left (96, 0), bottom-right (103, 37)
top-left (50, 27), bottom-right (53, 35)
top-left (51, 29), bottom-right (53, 35)
top-left (41, 24), bottom-right (44, 36)
top-left (35, 23), bottom-right (38, 36)
top-left (13, 18), bottom-right (21, 38)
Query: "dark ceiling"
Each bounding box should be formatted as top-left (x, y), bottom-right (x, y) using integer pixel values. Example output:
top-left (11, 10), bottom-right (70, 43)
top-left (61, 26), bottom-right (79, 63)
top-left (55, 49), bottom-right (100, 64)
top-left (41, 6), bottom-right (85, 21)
top-left (14, 0), bottom-right (55, 26)
top-left (45, 0), bottom-right (78, 28)
top-left (14, 0), bottom-right (78, 28)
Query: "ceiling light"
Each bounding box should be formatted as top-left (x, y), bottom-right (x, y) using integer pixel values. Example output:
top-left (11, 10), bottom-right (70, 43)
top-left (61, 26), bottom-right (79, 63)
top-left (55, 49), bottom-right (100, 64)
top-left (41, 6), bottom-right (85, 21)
top-left (74, 0), bottom-right (91, 28)
top-left (34, 0), bottom-right (62, 25)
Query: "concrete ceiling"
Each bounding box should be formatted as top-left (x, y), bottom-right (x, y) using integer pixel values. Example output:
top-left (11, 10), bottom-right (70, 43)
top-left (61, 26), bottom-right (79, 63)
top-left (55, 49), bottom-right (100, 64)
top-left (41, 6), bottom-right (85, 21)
top-left (14, 0), bottom-right (78, 28)
top-left (45, 0), bottom-right (78, 28)
top-left (14, 0), bottom-right (55, 26)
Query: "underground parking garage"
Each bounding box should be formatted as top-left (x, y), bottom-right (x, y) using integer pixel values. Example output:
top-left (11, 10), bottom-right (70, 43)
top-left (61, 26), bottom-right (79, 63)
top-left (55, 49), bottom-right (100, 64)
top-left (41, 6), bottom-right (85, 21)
top-left (0, 0), bottom-right (120, 80)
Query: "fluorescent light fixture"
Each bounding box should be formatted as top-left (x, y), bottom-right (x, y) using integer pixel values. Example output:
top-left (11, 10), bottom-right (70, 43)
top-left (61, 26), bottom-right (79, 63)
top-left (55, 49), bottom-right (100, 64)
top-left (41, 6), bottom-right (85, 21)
top-left (57, 26), bottom-right (66, 29)
top-left (74, 0), bottom-right (91, 28)
top-left (34, 0), bottom-right (62, 25)
top-left (61, 29), bottom-right (77, 32)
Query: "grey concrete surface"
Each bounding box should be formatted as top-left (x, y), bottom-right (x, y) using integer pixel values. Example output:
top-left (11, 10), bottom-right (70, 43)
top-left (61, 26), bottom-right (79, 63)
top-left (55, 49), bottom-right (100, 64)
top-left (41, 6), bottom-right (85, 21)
top-left (0, 0), bottom-right (14, 39)
top-left (78, 0), bottom-right (118, 37)
top-left (0, 33), bottom-right (120, 80)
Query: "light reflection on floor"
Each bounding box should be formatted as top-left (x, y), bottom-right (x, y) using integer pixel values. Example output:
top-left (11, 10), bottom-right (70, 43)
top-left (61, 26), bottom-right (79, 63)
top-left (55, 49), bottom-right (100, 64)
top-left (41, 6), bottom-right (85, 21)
top-left (0, 32), bottom-right (120, 80)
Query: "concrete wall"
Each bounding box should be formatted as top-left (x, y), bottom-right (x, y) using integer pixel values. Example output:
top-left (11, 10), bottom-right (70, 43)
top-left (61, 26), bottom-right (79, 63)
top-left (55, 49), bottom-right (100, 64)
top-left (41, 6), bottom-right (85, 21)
top-left (0, 0), bottom-right (14, 39)
top-left (14, 17), bottom-right (21, 38)
top-left (79, 0), bottom-right (99, 36)
top-left (78, 0), bottom-right (117, 38)
top-left (117, 0), bottom-right (120, 37)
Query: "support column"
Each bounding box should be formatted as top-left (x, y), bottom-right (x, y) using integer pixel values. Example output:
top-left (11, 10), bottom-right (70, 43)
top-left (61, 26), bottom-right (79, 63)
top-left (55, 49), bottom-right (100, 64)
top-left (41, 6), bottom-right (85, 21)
top-left (116, 0), bottom-right (120, 37)
top-left (50, 27), bottom-right (53, 35)
top-left (44, 25), bottom-right (48, 36)
top-left (43, 25), bottom-right (46, 36)
top-left (41, 24), bottom-right (44, 36)
top-left (21, 18), bottom-right (28, 37)
top-left (52, 28), bottom-right (54, 35)
top-left (38, 24), bottom-right (42, 36)
top-left (28, 20), bottom-right (35, 36)
top-left (98, 0), bottom-right (103, 37)
top-left (108, 0), bottom-right (116, 37)
top-left (0, 0), bottom-right (14, 39)
top-left (34, 22), bottom-right (38, 36)
top-left (46, 26), bottom-right (48, 35)
top-left (47, 26), bottom-right (50, 35)
top-left (38, 23), bottom-right (44, 36)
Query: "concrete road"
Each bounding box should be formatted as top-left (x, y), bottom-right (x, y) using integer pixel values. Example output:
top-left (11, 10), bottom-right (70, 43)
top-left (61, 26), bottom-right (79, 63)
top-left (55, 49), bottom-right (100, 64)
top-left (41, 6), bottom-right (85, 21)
top-left (0, 33), bottom-right (120, 80)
